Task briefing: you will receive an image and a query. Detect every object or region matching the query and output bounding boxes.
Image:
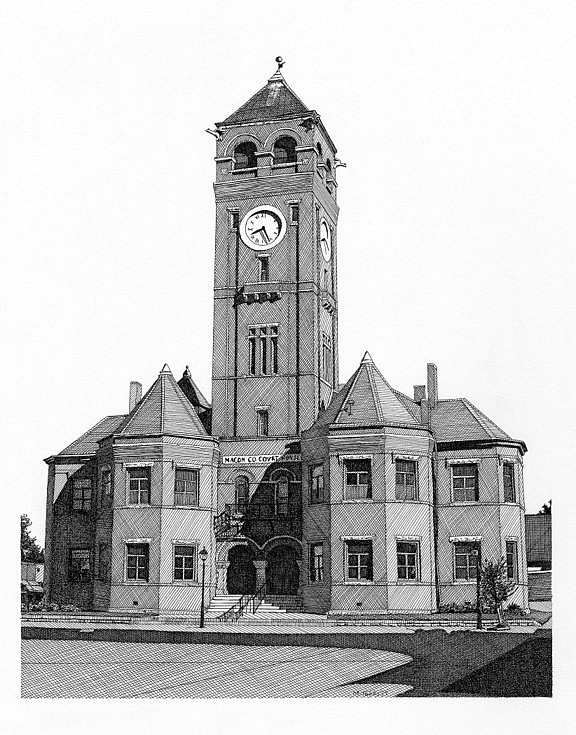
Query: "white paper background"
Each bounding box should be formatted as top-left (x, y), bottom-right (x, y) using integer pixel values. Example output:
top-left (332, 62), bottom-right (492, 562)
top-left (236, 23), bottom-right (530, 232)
top-left (1, 0), bottom-right (574, 730)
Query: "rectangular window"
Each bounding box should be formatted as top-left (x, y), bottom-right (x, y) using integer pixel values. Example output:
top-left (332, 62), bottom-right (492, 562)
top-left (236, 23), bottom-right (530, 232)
top-left (454, 542), bottom-right (479, 581)
top-left (344, 459), bottom-right (372, 499)
top-left (506, 540), bottom-right (518, 580)
top-left (259, 327), bottom-right (268, 374)
top-left (395, 460), bottom-right (417, 500)
top-left (346, 540), bottom-right (373, 581)
top-left (274, 476), bottom-right (289, 516)
top-left (503, 462), bottom-right (516, 502)
top-left (290, 204), bottom-right (299, 223)
top-left (397, 541), bottom-right (420, 580)
top-left (128, 467), bottom-right (151, 505)
top-left (98, 543), bottom-right (110, 581)
top-left (126, 543), bottom-right (149, 581)
top-left (310, 542), bottom-right (324, 582)
top-left (257, 409), bottom-right (269, 437)
top-left (69, 548), bottom-right (91, 582)
top-left (230, 211), bottom-right (239, 229)
top-left (101, 469), bottom-right (112, 507)
top-left (248, 328), bottom-right (257, 375)
top-left (174, 467), bottom-right (199, 506)
top-left (258, 256), bottom-right (270, 282)
top-left (173, 545), bottom-right (197, 582)
top-left (72, 478), bottom-right (92, 511)
top-left (322, 333), bottom-right (332, 382)
top-left (270, 326), bottom-right (278, 375)
top-left (310, 464), bottom-right (325, 504)
top-left (451, 464), bottom-right (479, 502)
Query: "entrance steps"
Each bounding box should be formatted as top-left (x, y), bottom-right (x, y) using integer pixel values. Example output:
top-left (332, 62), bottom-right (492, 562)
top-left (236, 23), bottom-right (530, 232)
top-left (205, 594), bottom-right (243, 619)
top-left (241, 602), bottom-right (328, 622)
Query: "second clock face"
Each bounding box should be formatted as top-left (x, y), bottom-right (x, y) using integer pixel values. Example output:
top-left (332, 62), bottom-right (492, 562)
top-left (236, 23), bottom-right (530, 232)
top-left (320, 218), bottom-right (332, 261)
top-left (240, 206), bottom-right (287, 250)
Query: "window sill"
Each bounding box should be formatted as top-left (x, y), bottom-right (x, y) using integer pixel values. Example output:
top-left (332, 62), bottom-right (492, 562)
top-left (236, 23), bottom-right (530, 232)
top-left (342, 498), bottom-right (373, 503)
top-left (122, 581), bottom-right (150, 585)
top-left (232, 167), bottom-right (257, 174)
top-left (171, 581), bottom-right (200, 586)
top-left (343, 580), bottom-right (374, 586)
top-left (272, 162), bottom-right (297, 169)
top-left (450, 501), bottom-right (480, 506)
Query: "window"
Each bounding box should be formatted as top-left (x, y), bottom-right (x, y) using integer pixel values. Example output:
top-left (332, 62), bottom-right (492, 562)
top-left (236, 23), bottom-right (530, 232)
top-left (273, 136), bottom-right (297, 164)
top-left (233, 141), bottom-right (257, 170)
top-left (174, 468), bottom-right (199, 506)
top-left (451, 464), bottom-right (479, 502)
top-left (322, 333), bottom-right (332, 382)
top-left (274, 475), bottom-right (289, 516)
top-left (235, 476), bottom-right (249, 513)
top-left (72, 478), bottom-right (92, 511)
top-left (506, 540), bottom-right (518, 580)
top-left (290, 204), bottom-right (299, 223)
top-left (257, 409), bottom-right (269, 437)
top-left (98, 543), bottom-right (110, 581)
top-left (503, 462), bottom-right (516, 502)
top-left (229, 211), bottom-right (239, 229)
top-left (310, 543), bottom-right (324, 582)
top-left (346, 540), bottom-right (373, 581)
top-left (249, 325), bottom-right (279, 375)
top-left (454, 542), bottom-right (479, 581)
top-left (128, 467), bottom-right (151, 505)
top-left (101, 469), bottom-right (112, 507)
top-left (258, 255), bottom-right (270, 282)
top-left (173, 545), bottom-right (197, 582)
top-left (126, 543), bottom-right (149, 581)
top-left (344, 458), bottom-right (372, 499)
top-left (397, 541), bottom-right (419, 580)
top-left (69, 549), bottom-right (91, 582)
top-left (326, 158), bottom-right (332, 176)
top-left (395, 460), bottom-right (417, 500)
top-left (310, 464), bottom-right (325, 504)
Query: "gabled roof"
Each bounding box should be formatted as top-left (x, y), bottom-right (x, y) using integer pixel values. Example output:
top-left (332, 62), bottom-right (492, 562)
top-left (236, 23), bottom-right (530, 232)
top-left (57, 415), bottom-right (126, 457)
top-left (115, 364), bottom-right (208, 438)
top-left (430, 398), bottom-right (512, 443)
top-left (218, 68), bottom-right (311, 126)
top-left (328, 352), bottom-right (421, 428)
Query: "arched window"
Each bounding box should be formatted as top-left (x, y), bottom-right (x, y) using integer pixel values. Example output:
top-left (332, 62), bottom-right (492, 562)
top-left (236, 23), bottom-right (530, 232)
top-left (234, 142), bottom-right (257, 170)
top-left (235, 476), bottom-right (249, 512)
top-left (274, 474), bottom-right (290, 516)
top-left (326, 158), bottom-right (332, 176)
top-left (316, 142), bottom-right (323, 158)
top-left (273, 136), bottom-right (297, 165)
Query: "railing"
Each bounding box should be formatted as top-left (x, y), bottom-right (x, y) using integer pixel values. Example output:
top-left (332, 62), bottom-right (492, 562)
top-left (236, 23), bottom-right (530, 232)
top-left (213, 504), bottom-right (245, 540)
top-left (218, 583), bottom-right (266, 623)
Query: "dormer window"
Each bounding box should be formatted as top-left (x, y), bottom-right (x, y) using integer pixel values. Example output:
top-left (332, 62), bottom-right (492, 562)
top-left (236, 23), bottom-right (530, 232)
top-left (234, 142), bottom-right (257, 170)
top-left (273, 136), bottom-right (297, 164)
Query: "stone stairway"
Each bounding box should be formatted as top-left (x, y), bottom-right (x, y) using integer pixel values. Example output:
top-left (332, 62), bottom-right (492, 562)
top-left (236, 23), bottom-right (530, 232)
top-left (205, 594), bottom-right (243, 619)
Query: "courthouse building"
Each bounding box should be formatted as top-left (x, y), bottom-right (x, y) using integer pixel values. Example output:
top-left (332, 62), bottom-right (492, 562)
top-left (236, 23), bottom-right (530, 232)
top-left (43, 61), bottom-right (529, 616)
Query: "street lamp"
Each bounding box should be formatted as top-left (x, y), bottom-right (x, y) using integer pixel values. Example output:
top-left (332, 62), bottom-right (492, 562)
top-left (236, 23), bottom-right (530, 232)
top-left (472, 544), bottom-right (483, 630)
top-left (199, 546), bottom-right (208, 629)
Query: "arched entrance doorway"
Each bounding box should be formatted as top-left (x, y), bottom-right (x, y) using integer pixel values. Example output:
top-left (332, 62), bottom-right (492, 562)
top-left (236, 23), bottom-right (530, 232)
top-left (265, 544), bottom-right (300, 595)
top-left (226, 545), bottom-right (256, 595)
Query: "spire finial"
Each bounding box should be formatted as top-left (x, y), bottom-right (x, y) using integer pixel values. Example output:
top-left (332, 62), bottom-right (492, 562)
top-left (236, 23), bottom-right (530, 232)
top-left (275, 56), bottom-right (285, 70)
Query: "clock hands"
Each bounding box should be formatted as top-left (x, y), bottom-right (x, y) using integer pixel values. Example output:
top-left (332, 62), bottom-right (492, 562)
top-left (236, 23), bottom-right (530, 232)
top-left (252, 226), bottom-right (271, 245)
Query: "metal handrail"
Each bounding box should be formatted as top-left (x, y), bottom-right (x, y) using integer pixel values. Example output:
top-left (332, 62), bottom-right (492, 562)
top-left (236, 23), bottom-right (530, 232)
top-left (217, 582), bottom-right (266, 622)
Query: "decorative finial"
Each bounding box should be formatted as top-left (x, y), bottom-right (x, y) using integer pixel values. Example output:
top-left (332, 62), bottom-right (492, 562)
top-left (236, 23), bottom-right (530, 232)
top-left (275, 56), bottom-right (285, 70)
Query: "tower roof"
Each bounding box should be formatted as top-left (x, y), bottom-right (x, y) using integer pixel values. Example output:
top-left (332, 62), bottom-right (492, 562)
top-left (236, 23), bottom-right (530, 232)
top-left (115, 364), bottom-right (208, 437)
top-left (217, 58), bottom-right (312, 126)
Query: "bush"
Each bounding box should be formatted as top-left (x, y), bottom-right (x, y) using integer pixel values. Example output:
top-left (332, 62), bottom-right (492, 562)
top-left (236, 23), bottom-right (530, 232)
top-left (505, 602), bottom-right (527, 617)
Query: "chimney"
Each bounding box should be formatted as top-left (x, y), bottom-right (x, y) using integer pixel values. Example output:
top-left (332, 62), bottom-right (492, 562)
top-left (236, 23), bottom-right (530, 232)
top-left (427, 363), bottom-right (438, 408)
top-left (129, 381), bottom-right (142, 412)
top-left (413, 385), bottom-right (426, 403)
top-left (420, 398), bottom-right (430, 425)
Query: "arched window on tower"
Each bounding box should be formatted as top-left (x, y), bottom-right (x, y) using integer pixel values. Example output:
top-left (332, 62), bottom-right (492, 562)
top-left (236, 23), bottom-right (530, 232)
top-left (326, 158), bottom-right (332, 177)
top-left (235, 476), bottom-right (249, 513)
top-left (234, 141), bottom-right (257, 170)
top-left (273, 474), bottom-right (290, 516)
top-left (273, 136), bottom-right (297, 165)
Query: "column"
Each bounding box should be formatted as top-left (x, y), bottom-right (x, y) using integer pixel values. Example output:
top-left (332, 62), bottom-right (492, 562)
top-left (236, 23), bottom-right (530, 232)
top-left (215, 561), bottom-right (230, 595)
top-left (253, 560), bottom-right (268, 590)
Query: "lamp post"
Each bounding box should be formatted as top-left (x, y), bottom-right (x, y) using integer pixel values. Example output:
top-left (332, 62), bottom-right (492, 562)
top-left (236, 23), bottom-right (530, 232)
top-left (473, 543), bottom-right (483, 630)
top-left (199, 546), bottom-right (208, 629)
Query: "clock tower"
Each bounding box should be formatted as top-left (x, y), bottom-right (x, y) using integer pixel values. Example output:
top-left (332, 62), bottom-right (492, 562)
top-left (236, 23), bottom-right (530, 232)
top-left (211, 59), bottom-right (340, 447)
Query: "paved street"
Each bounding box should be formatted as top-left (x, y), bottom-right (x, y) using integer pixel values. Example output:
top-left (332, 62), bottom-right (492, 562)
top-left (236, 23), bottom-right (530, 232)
top-left (21, 640), bottom-right (412, 698)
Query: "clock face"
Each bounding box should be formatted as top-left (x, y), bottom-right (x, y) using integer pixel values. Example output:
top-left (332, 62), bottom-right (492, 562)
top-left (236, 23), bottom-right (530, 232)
top-left (240, 205), bottom-right (287, 251)
top-left (320, 218), bottom-right (332, 261)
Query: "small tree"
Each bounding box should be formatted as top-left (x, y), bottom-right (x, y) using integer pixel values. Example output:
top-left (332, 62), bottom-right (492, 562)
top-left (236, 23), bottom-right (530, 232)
top-left (538, 499), bottom-right (551, 515)
top-left (480, 557), bottom-right (515, 627)
top-left (21, 514), bottom-right (44, 563)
